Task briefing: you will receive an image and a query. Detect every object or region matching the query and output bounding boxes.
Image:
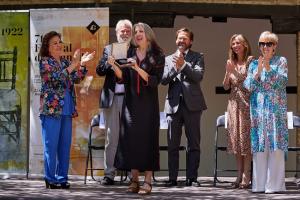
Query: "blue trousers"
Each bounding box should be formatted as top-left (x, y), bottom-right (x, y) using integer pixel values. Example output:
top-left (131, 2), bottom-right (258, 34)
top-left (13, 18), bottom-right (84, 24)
top-left (40, 115), bottom-right (72, 184)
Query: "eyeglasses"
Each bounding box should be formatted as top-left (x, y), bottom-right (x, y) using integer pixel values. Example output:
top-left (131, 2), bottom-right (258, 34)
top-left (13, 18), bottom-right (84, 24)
top-left (258, 42), bottom-right (274, 47)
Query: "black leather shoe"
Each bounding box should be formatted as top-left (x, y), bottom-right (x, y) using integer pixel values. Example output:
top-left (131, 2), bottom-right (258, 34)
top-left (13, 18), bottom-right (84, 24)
top-left (101, 177), bottom-right (114, 185)
top-left (45, 180), bottom-right (61, 189)
top-left (165, 180), bottom-right (177, 187)
top-left (186, 178), bottom-right (200, 187)
top-left (61, 182), bottom-right (71, 189)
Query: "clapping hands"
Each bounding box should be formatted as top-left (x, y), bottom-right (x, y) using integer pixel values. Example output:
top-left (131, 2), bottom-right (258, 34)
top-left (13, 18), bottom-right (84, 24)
top-left (225, 59), bottom-right (235, 73)
top-left (73, 49), bottom-right (95, 67)
top-left (173, 53), bottom-right (185, 70)
top-left (72, 49), bottom-right (81, 65)
top-left (81, 51), bottom-right (95, 66)
top-left (258, 56), bottom-right (264, 73)
top-left (258, 55), bottom-right (270, 72)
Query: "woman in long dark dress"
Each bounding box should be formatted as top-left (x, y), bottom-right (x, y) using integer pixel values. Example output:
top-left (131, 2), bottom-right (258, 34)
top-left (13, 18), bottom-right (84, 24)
top-left (109, 22), bottom-right (165, 195)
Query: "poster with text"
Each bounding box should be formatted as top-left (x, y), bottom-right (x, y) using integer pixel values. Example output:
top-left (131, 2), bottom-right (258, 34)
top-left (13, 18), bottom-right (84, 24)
top-left (29, 8), bottom-right (108, 175)
top-left (0, 11), bottom-right (29, 173)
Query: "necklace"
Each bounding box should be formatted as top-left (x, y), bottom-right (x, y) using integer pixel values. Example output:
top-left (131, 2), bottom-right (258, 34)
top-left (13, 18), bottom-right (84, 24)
top-left (136, 48), bottom-right (146, 61)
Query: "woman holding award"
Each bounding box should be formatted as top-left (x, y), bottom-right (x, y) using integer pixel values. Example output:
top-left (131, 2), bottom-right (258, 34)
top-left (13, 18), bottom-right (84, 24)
top-left (109, 22), bottom-right (165, 195)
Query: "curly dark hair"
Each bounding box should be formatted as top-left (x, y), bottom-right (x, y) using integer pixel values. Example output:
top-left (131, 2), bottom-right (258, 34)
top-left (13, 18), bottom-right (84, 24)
top-left (39, 31), bottom-right (61, 57)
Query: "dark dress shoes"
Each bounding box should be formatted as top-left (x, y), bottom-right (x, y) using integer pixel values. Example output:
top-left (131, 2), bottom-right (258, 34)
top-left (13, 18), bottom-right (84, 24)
top-left (186, 178), bottom-right (200, 187)
top-left (165, 180), bottom-right (177, 187)
top-left (61, 182), bottom-right (71, 189)
top-left (101, 177), bottom-right (114, 185)
top-left (45, 180), bottom-right (61, 189)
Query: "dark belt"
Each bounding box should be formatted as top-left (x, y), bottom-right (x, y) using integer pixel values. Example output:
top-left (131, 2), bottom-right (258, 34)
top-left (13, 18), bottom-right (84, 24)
top-left (115, 93), bottom-right (125, 96)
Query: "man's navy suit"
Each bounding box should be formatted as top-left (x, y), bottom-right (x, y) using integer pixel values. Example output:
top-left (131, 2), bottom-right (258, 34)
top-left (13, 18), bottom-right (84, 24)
top-left (161, 49), bottom-right (207, 181)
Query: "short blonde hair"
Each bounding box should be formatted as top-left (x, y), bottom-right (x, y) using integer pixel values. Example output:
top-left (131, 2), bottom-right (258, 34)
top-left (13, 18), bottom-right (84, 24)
top-left (259, 31), bottom-right (278, 44)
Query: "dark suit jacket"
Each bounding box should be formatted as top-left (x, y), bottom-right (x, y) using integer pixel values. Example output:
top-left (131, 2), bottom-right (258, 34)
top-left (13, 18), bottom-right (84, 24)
top-left (161, 49), bottom-right (207, 114)
top-left (96, 45), bottom-right (119, 108)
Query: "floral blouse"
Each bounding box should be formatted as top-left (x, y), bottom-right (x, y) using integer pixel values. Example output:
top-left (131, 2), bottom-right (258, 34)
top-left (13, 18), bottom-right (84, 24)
top-left (39, 56), bottom-right (87, 117)
top-left (243, 56), bottom-right (288, 153)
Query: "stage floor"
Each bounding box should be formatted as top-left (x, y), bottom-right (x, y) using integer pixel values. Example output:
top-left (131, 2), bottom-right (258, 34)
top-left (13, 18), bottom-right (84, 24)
top-left (0, 176), bottom-right (300, 199)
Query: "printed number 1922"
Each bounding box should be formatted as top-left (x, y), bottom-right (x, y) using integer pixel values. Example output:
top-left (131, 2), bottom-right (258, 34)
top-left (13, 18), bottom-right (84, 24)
top-left (1, 28), bottom-right (23, 36)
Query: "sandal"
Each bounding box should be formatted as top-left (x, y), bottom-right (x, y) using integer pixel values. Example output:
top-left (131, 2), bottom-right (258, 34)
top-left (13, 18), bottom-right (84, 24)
top-left (138, 182), bottom-right (152, 195)
top-left (126, 181), bottom-right (139, 193)
top-left (230, 177), bottom-right (241, 189)
top-left (230, 181), bottom-right (240, 189)
top-left (239, 182), bottom-right (250, 189)
top-left (239, 172), bottom-right (251, 189)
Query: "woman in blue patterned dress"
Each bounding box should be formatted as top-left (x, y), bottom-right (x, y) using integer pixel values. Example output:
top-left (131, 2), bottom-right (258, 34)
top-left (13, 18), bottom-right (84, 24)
top-left (244, 31), bottom-right (288, 193)
top-left (39, 31), bottom-right (94, 189)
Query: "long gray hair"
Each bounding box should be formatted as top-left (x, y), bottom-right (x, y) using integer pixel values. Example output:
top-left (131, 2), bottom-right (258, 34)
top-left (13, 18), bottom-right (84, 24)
top-left (131, 22), bottom-right (162, 53)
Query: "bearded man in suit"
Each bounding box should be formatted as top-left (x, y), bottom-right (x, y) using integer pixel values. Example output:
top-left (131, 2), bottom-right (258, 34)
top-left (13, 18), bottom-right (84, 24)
top-left (162, 27), bottom-right (207, 187)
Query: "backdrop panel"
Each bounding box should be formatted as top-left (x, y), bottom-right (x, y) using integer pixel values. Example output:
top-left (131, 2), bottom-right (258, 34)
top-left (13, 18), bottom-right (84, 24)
top-left (29, 8), bottom-right (108, 175)
top-left (0, 11), bottom-right (29, 173)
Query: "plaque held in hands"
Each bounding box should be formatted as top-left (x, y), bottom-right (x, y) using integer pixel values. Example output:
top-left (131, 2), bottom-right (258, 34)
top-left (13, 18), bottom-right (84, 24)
top-left (111, 42), bottom-right (133, 67)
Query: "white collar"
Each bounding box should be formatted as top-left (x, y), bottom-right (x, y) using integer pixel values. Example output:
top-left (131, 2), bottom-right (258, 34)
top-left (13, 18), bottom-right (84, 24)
top-left (176, 49), bottom-right (189, 55)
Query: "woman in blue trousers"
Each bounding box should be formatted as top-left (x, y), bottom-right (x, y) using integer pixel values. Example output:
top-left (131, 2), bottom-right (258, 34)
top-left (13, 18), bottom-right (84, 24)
top-left (39, 31), bottom-right (94, 189)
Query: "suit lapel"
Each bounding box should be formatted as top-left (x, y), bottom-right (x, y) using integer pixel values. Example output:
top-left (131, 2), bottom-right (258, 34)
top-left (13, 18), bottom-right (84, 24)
top-left (184, 50), bottom-right (193, 62)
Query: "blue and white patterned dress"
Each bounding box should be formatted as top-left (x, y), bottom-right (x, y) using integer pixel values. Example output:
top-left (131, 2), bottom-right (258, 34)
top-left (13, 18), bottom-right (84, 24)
top-left (243, 56), bottom-right (288, 153)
